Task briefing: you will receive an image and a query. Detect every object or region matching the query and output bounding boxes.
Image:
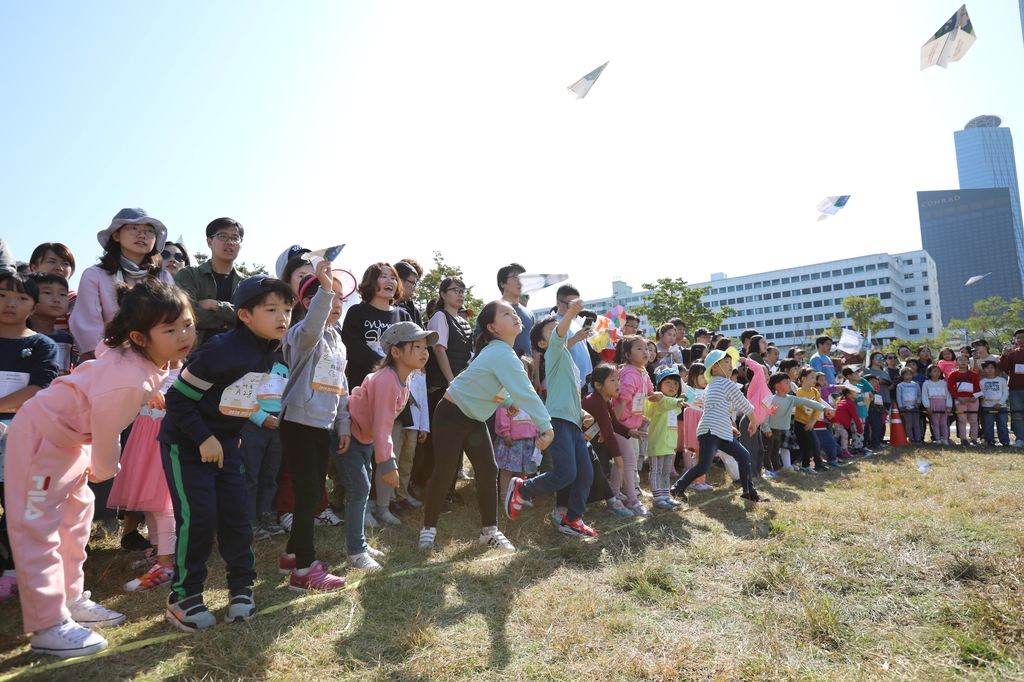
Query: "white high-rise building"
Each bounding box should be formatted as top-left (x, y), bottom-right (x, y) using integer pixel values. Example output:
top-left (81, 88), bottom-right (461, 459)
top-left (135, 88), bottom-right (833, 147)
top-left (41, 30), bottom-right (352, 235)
top-left (564, 250), bottom-right (942, 349)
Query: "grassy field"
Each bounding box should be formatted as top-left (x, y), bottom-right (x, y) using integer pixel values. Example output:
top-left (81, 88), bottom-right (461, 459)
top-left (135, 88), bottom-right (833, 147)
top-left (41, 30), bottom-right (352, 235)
top-left (0, 446), bottom-right (1022, 681)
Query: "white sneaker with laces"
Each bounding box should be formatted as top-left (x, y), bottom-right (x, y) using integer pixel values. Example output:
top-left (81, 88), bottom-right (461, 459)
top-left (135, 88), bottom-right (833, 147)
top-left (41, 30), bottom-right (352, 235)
top-left (478, 526), bottom-right (516, 553)
top-left (418, 527), bottom-right (436, 550)
top-left (346, 552), bottom-right (382, 571)
top-left (67, 591), bottom-right (126, 628)
top-left (363, 510), bottom-right (379, 528)
top-left (279, 512), bottom-right (293, 532)
top-left (375, 508), bottom-right (402, 525)
top-left (314, 508), bottom-right (342, 526)
top-left (31, 619), bottom-right (108, 658)
top-left (366, 546), bottom-right (385, 559)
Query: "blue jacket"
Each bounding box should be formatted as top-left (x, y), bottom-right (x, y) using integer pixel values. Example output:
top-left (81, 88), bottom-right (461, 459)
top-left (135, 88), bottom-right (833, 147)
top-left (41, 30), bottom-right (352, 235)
top-left (159, 323), bottom-right (280, 446)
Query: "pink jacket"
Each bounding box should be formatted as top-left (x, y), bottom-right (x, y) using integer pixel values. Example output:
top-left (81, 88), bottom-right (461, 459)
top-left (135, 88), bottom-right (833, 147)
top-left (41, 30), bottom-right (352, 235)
top-left (614, 364), bottom-right (653, 429)
top-left (348, 366), bottom-right (409, 473)
top-left (742, 358), bottom-right (772, 425)
top-left (12, 344), bottom-right (168, 481)
top-left (69, 265), bottom-right (174, 354)
top-left (495, 406), bottom-right (539, 440)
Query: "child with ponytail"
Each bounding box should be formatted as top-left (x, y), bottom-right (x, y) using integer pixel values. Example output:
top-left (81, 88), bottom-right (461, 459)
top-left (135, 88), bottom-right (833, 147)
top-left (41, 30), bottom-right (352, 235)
top-left (6, 280), bottom-right (193, 657)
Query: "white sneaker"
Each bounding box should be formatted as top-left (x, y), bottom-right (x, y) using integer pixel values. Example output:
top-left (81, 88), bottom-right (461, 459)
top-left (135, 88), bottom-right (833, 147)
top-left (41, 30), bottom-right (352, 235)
top-left (405, 495), bottom-right (423, 508)
top-left (366, 546), bottom-right (386, 559)
top-left (418, 527), bottom-right (436, 550)
top-left (763, 471), bottom-right (779, 480)
top-left (279, 513), bottom-right (293, 532)
top-left (31, 619), bottom-right (108, 658)
top-left (363, 510), bottom-right (379, 528)
top-left (346, 552), bottom-right (382, 571)
top-left (314, 508), bottom-right (342, 526)
top-left (478, 526), bottom-right (516, 553)
top-left (67, 591), bottom-right (126, 628)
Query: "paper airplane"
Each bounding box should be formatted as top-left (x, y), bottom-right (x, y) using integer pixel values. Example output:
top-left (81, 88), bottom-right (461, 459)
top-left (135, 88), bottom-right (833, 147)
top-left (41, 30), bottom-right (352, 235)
top-left (518, 273), bottom-right (569, 295)
top-left (837, 328), bottom-right (872, 355)
top-left (817, 195), bottom-right (851, 220)
top-left (965, 272), bottom-right (991, 286)
top-left (916, 461), bottom-right (932, 475)
top-left (303, 244), bottom-right (345, 263)
top-left (921, 5), bottom-right (976, 70)
top-left (567, 62), bottom-right (609, 99)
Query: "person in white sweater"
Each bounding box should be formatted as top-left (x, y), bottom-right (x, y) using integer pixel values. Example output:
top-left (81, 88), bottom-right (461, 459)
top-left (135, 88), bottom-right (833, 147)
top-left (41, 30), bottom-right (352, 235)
top-left (979, 360), bottom-right (1011, 446)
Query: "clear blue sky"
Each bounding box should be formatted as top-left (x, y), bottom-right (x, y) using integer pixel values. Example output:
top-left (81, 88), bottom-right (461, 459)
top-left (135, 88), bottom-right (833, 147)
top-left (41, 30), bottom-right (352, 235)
top-left (2, 2), bottom-right (1022, 311)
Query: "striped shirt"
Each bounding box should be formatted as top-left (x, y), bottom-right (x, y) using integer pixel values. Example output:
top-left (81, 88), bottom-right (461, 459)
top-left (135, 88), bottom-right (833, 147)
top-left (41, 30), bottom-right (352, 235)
top-left (696, 377), bottom-right (754, 440)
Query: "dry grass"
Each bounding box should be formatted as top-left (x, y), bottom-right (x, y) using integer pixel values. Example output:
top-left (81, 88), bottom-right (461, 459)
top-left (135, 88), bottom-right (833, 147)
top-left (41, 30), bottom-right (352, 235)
top-left (1, 445), bottom-right (1024, 680)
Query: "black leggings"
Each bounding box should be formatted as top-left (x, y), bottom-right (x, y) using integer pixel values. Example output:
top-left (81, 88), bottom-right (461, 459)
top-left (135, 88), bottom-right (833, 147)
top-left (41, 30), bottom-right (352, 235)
top-left (280, 420), bottom-right (330, 569)
top-left (793, 424), bottom-right (823, 468)
top-left (422, 399), bottom-right (499, 529)
top-left (411, 388), bottom-right (446, 489)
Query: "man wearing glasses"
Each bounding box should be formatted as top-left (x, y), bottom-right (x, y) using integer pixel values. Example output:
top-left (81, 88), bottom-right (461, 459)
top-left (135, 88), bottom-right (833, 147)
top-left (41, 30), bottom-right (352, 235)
top-left (554, 283), bottom-right (593, 390)
top-left (176, 217), bottom-right (244, 345)
top-left (394, 259), bottom-right (424, 328)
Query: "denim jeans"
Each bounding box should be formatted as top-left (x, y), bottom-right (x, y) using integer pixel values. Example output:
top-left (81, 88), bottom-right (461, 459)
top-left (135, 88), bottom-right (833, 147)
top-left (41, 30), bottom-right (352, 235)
top-left (1009, 390), bottom-right (1024, 442)
top-left (982, 405), bottom-right (1011, 445)
top-left (240, 421), bottom-right (283, 521)
top-left (522, 419), bottom-right (593, 522)
top-left (866, 412), bottom-right (884, 449)
top-left (331, 439), bottom-right (372, 556)
top-left (673, 433), bottom-right (754, 496)
top-left (815, 428), bottom-right (840, 464)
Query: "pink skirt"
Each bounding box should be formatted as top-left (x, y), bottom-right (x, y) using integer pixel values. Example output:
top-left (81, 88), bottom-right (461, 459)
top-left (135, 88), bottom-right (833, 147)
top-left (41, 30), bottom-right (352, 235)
top-left (108, 414), bottom-right (172, 513)
top-left (683, 407), bottom-right (703, 452)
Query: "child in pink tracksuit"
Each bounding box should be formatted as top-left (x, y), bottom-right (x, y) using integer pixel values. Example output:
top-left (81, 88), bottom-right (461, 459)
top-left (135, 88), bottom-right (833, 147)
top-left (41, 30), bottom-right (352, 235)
top-left (5, 280), bottom-right (194, 658)
top-left (611, 336), bottom-right (653, 516)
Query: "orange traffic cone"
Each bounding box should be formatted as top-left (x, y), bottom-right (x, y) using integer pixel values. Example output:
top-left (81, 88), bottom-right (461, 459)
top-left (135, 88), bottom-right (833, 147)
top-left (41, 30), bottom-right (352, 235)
top-left (889, 406), bottom-right (909, 447)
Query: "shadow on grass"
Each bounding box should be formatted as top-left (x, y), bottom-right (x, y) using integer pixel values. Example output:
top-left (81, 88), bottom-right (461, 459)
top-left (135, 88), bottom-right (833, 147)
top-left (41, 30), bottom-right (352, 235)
top-left (0, 532), bottom-right (354, 681)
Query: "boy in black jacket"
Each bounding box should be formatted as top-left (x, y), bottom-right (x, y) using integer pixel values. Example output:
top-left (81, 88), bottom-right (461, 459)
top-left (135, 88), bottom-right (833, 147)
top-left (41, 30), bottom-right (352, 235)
top-left (160, 275), bottom-right (296, 632)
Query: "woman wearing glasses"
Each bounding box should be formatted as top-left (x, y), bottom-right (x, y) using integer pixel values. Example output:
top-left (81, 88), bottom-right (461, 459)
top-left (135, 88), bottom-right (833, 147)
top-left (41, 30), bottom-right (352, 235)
top-left (67, 208), bottom-right (171, 550)
top-left (69, 208), bottom-right (170, 362)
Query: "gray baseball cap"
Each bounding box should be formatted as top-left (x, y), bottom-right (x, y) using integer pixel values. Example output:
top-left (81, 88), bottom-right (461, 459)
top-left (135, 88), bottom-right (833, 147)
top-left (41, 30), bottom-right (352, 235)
top-left (380, 321), bottom-right (438, 356)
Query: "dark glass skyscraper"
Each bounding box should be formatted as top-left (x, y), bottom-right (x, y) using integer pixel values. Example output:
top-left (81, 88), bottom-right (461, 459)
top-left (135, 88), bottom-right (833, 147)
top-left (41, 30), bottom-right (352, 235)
top-left (917, 188), bottom-right (1022, 322)
top-left (954, 115), bottom-right (1023, 287)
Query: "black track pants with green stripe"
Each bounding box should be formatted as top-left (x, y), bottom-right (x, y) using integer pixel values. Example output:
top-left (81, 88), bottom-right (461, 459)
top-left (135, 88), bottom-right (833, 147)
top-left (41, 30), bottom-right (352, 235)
top-left (161, 439), bottom-right (256, 601)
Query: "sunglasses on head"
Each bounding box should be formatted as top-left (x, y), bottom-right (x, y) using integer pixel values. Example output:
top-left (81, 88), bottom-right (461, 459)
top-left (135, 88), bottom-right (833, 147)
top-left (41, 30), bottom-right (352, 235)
top-left (161, 250), bottom-right (185, 263)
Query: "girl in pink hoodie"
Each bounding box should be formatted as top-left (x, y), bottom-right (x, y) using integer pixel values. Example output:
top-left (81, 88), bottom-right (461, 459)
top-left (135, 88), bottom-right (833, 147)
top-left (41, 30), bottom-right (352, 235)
top-left (5, 280), bottom-right (195, 658)
top-left (611, 336), bottom-right (653, 516)
top-left (342, 322), bottom-right (437, 573)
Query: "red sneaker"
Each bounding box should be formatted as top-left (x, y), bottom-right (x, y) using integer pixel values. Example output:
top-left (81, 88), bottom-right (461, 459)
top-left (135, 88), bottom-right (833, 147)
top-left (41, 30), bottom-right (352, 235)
top-left (278, 553), bottom-right (296, 575)
top-left (558, 517), bottom-right (597, 538)
top-left (289, 561), bottom-right (346, 593)
top-left (504, 477), bottom-right (527, 520)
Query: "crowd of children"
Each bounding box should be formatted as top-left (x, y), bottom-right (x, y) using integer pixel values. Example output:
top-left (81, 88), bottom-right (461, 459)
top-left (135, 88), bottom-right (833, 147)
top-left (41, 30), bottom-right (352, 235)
top-left (0, 215), bottom-right (1022, 659)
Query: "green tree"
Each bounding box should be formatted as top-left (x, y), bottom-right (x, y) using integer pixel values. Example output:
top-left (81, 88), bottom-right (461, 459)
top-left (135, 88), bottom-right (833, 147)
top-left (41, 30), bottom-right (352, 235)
top-left (413, 251), bottom-right (485, 319)
top-left (841, 295), bottom-right (889, 340)
top-left (628, 277), bottom-right (736, 332)
top-left (192, 251), bottom-right (268, 276)
top-left (827, 315), bottom-right (844, 340)
top-left (944, 295), bottom-right (1024, 348)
